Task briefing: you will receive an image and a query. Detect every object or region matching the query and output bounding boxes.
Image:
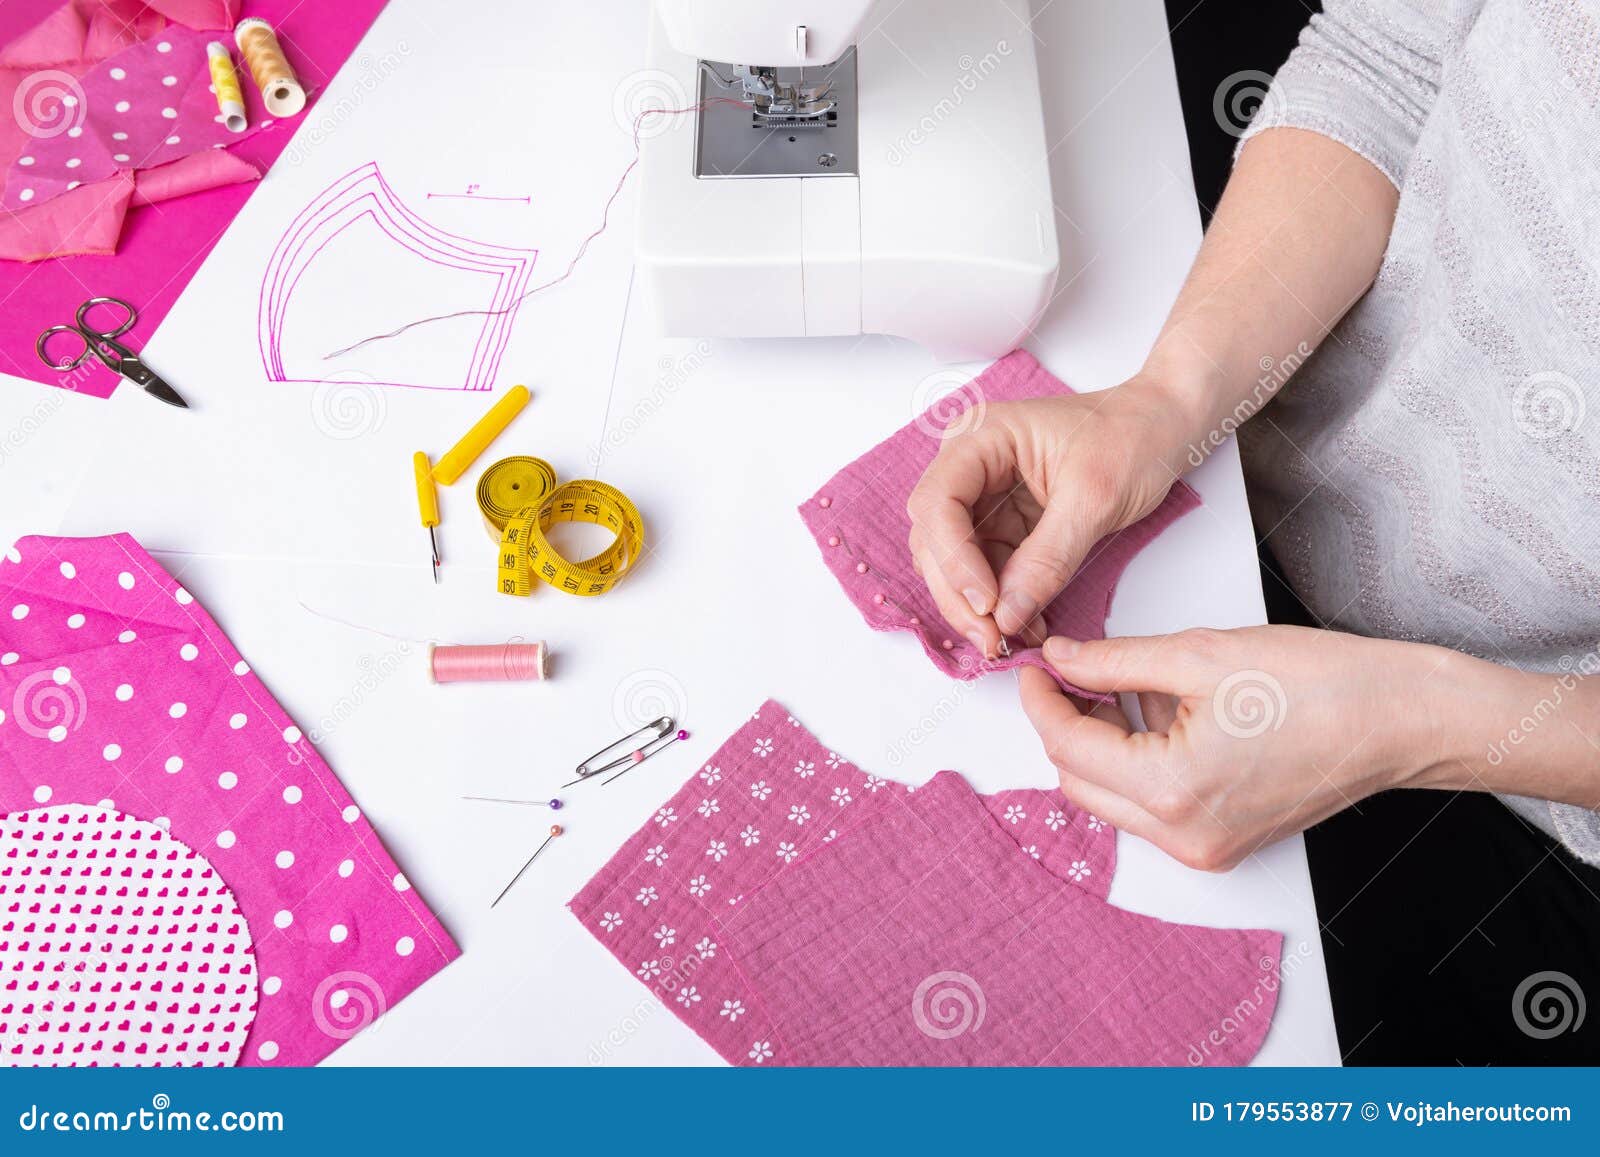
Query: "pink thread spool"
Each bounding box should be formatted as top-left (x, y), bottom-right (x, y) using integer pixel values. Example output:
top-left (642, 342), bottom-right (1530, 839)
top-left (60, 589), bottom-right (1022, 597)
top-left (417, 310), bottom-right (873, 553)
top-left (428, 642), bottom-right (548, 684)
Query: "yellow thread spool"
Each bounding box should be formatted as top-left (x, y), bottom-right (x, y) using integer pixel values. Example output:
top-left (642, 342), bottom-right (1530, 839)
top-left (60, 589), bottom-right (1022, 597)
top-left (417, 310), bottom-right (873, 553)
top-left (234, 17), bottom-right (306, 118)
top-left (206, 42), bottom-right (247, 133)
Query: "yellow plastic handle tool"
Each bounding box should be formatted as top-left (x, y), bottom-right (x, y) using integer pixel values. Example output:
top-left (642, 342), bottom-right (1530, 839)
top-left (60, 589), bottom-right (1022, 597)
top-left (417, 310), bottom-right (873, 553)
top-left (432, 384), bottom-right (531, 486)
top-left (414, 451), bottom-right (440, 527)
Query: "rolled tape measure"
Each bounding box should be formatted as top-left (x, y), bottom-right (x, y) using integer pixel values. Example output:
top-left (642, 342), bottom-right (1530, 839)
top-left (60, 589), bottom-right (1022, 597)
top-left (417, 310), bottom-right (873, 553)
top-left (496, 480), bottom-right (645, 597)
top-left (476, 455), bottom-right (557, 532)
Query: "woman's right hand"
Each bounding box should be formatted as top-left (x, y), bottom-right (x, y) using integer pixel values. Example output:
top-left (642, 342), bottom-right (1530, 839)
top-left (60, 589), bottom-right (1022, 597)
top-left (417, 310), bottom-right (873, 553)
top-left (905, 375), bottom-right (1205, 658)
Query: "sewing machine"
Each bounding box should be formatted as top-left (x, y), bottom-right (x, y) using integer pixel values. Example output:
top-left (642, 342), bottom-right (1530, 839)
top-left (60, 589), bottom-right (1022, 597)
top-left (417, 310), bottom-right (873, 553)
top-left (636, 0), bottom-right (1059, 361)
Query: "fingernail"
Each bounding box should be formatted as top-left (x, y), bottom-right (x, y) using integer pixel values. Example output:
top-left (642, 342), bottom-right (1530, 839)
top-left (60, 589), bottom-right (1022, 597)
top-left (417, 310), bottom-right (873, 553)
top-left (965, 630), bottom-right (994, 659)
top-left (999, 591), bottom-right (1037, 631)
top-left (963, 588), bottom-right (988, 616)
top-left (1044, 636), bottom-right (1080, 662)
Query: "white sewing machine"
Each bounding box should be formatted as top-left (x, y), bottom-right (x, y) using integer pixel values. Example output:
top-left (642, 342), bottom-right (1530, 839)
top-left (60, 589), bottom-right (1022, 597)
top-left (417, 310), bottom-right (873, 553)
top-left (636, 0), bottom-right (1059, 362)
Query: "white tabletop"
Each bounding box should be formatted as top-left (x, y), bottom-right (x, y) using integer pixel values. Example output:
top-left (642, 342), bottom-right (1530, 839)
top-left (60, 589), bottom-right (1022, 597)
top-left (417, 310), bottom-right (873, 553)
top-left (0, 0), bottom-right (1339, 1064)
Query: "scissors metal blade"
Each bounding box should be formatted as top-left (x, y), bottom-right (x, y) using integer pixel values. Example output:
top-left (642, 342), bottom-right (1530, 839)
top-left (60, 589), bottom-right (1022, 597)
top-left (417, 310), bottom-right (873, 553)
top-left (117, 357), bottom-right (188, 409)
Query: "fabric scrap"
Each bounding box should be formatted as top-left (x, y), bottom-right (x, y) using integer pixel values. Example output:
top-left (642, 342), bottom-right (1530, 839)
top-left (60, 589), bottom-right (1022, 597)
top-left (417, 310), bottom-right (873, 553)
top-left (570, 699), bottom-right (1116, 1065)
top-left (718, 768), bottom-right (1282, 1066)
top-left (799, 349), bottom-right (1201, 698)
top-left (0, 533), bottom-right (457, 1065)
top-left (1, 803), bottom-right (257, 1066)
top-left (3, 25), bottom-right (265, 212)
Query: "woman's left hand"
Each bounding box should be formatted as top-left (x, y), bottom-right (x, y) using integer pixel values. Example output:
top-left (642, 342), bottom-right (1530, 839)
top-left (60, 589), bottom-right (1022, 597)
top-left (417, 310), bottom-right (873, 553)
top-left (1018, 625), bottom-right (1466, 871)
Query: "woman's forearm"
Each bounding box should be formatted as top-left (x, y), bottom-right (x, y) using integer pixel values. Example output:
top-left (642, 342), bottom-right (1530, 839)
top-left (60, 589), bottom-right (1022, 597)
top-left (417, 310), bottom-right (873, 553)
top-left (1138, 127), bottom-right (1400, 452)
top-left (1411, 648), bottom-right (1600, 811)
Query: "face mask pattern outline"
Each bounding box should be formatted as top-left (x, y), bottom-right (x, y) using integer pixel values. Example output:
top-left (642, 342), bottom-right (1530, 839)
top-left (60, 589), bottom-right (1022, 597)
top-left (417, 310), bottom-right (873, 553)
top-left (258, 162), bottom-right (538, 391)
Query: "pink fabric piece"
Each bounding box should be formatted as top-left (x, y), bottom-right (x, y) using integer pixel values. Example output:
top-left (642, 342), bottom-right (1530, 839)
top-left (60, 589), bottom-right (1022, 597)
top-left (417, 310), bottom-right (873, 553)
top-left (1, 803), bottom-right (257, 1066)
top-left (3, 25), bottom-right (265, 211)
top-left (0, 0), bottom-right (387, 393)
top-left (718, 769), bottom-right (1282, 1066)
top-left (570, 699), bottom-right (1116, 1066)
top-left (141, 0), bottom-right (238, 28)
top-left (129, 148), bottom-right (257, 206)
top-left (799, 349), bottom-right (1202, 700)
top-left (0, 534), bottom-right (458, 1066)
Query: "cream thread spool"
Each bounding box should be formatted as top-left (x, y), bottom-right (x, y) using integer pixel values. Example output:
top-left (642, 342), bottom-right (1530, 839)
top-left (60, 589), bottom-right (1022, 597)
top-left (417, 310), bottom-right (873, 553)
top-left (206, 42), bottom-right (247, 133)
top-left (234, 17), bottom-right (306, 118)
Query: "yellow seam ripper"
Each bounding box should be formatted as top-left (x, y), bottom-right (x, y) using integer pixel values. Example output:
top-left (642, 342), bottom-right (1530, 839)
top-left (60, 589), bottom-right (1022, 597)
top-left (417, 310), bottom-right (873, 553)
top-left (414, 450), bottom-right (441, 583)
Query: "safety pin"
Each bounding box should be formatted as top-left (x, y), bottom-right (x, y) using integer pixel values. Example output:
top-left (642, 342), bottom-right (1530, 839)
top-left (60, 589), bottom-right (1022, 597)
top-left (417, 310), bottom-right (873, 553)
top-left (563, 716), bottom-right (674, 787)
top-left (599, 726), bottom-right (690, 786)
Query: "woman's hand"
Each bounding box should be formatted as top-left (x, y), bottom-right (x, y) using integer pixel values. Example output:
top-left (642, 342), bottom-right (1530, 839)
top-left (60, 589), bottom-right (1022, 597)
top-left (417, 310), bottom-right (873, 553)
top-left (1017, 625), bottom-right (1473, 871)
top-left (906, 376), bottom-right (1208, 657)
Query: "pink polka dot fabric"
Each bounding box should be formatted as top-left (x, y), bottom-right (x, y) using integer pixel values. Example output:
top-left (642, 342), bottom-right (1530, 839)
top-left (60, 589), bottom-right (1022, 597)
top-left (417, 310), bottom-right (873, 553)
top-left (4, 24), bottom-right (262, 210)
top-left (799, 350), bottom-right (1202, 701)
top-left (1, 803), bottom-right (256, 1067)
top-left (0, 534), bottom-right (459, 1066)
top-left (574, 700), bottom-right (1282, 1066)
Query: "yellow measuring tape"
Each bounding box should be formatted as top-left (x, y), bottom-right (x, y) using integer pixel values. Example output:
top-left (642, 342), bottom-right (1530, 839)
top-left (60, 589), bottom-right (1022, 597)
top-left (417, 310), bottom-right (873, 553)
top-left (478, 458), bottom-right (644, 597)
top-left (476, 456), bottom-right (557, 532)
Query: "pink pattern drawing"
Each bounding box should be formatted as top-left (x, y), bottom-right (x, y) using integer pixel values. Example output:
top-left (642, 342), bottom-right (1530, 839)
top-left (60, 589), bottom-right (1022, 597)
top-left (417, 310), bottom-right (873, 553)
top-left (257, 162), bottom-right (537, 391)
top-left (1, 803), bottom-right (258, 1067)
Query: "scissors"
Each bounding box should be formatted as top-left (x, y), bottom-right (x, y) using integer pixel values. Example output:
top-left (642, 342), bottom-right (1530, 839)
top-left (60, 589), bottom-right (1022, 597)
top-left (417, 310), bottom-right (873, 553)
top-left (36, 296), bottom-right (188, 409)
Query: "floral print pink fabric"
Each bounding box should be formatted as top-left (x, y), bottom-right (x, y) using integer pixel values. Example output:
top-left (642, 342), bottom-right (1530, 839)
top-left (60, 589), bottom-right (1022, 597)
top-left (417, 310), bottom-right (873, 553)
top-left (799, 349), bottom-right (1201, 700)
top-left (573, 700), bottom-right (1281, 1066)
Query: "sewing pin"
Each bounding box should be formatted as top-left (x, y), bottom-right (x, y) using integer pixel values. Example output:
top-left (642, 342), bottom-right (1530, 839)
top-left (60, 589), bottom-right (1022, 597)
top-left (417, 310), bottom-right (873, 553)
top-left (997, 637), bottom-right (1012, 659)
top-left (601, 728), bottom-right (690, 785)
top-left (564, 716), bottom-right (675, 787)
top-left (463, 795), bottom-right (563, 809)
top-left (491, 823), bottom-right (562, 909)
